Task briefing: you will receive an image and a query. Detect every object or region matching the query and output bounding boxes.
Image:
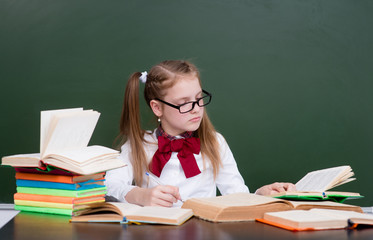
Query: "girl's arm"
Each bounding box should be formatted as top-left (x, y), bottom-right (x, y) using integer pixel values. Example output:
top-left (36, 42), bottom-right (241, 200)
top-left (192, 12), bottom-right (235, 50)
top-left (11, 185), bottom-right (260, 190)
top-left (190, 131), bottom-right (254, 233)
top-left (255, 182), bottom-right (296, 195)
top-left (105, 141), bottom-right (181, 207)
top-left (125, 185), bottom-right (181, 207)
top-left (215, 133), bottom-right (250, 195)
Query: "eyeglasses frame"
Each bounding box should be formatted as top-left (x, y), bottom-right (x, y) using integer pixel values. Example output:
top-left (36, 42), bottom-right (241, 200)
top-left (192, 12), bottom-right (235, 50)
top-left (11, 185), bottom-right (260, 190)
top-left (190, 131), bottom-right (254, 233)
top-left (154, 89), bottom-right (212, 114)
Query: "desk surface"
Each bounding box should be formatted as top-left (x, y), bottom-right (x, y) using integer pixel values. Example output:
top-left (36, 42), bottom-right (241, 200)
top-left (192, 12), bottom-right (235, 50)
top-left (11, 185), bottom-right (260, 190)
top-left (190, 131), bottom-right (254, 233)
top-left (1, 212), bottom-right (373, 240)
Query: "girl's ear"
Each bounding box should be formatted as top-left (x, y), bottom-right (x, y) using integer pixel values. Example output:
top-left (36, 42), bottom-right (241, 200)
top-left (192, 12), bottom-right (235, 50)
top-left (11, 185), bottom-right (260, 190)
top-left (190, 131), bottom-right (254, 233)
top-left (150, 100), bottom-right (162, 118)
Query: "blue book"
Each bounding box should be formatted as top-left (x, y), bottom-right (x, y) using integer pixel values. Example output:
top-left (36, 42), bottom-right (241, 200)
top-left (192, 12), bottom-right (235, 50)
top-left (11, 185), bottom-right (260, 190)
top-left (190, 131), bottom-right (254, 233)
top-left (16, 179), bottom-right (105, 190)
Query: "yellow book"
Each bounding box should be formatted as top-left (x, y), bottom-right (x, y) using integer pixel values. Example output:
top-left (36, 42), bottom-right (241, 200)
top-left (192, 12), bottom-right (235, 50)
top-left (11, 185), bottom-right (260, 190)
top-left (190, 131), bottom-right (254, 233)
top-left (181, 193), bottom-right (362, 222)
top-left (14, 199), bottom-right (103, 210)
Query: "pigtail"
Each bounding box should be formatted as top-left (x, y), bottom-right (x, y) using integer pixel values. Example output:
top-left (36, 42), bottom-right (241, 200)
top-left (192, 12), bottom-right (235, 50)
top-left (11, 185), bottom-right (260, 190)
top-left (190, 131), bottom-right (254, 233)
top-left (197, 111), bottom-right (222, 179)
top-left (116, 72), bottom-right (148, 186)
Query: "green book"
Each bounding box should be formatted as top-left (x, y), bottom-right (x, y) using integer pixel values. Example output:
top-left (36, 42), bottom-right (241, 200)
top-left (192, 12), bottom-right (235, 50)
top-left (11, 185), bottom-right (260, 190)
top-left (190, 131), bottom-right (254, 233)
top-left (15, 205), bottom-right (75, 216)
top-left (271, 191), bottom-right (363, 203)
top-left (16, 186), bottom-right (107, 197)
top-left (269, 166), bottom-right (362, 203)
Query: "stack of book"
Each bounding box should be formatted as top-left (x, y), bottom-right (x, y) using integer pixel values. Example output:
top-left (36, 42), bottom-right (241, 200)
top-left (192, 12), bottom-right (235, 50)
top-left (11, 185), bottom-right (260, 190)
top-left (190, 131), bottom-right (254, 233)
top-left (1, 108), bottom-right (126, 216)
top-left (13, 168), bottom-right (107, 216)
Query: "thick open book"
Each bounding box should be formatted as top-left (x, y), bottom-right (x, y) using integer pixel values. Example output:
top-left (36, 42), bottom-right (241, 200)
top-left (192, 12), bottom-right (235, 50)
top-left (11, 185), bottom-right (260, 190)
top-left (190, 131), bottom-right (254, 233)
top-left (70, 202), bottom-right (194, 225)
top-left (257, 208), bottom-right (373, 231)
top-left (269, 166), bottom-right (362, 202)
top-left (180, 193), bottom-right (362, 222)
top-left (1, 108), bottom-right (125, 175)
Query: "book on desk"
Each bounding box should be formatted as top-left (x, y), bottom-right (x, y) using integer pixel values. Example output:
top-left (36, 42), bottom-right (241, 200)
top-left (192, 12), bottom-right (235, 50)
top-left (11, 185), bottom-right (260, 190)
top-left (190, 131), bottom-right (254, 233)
top-left (1, 108), bottom-right (126, 216)
top-left (268, 165), bottom-right (362, 203)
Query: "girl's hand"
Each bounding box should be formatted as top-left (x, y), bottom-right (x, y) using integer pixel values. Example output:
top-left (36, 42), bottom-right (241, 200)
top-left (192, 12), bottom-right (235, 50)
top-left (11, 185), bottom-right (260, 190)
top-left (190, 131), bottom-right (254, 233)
top-left (126, 185), bottom-right (182, 207)
top-left (255, 182), bottom-right (296, 196)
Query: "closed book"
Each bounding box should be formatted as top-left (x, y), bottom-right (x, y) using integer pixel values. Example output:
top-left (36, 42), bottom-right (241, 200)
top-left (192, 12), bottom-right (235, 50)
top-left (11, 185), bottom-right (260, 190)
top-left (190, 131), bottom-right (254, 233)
top-left (16, 186), bottom-right (107, 198)
top-left (14, 193), bottom-right (105, 204)
top-left (15, 172), bottom-right (105, 183)
top-left (14, 205), bottom-right (76, 216)
top-left (14, 199), bottom-right (103, 210)
top-left (16, 179), bottom-right (105, 190)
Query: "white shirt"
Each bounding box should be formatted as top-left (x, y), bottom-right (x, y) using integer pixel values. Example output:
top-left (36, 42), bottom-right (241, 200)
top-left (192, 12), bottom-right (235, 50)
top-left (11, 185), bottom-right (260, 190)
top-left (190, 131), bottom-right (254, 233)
top-left (105, 131), bottom-right (249, 207)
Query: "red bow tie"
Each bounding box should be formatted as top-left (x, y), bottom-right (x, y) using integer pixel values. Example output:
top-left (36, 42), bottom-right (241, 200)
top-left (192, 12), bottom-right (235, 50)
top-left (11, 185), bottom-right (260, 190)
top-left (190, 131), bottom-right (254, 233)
top-left (150, 136), bottom-right (201, 178)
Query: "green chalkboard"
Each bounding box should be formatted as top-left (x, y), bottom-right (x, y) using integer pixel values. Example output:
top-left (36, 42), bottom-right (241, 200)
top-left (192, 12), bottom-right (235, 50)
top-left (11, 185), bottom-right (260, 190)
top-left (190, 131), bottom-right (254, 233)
top-left (1, 0), bottom-right (372, 207)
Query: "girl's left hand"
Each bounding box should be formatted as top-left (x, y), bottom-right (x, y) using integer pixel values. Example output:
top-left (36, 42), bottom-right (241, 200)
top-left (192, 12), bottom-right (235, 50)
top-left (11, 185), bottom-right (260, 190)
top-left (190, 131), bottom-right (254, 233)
top-left (255, 182), bottom-right (296, 195)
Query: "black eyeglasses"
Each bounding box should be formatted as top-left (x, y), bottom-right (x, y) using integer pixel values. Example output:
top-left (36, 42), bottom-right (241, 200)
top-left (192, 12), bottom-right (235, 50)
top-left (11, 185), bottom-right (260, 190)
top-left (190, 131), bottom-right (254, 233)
top-left (155, 90), bottom-right (212, 114)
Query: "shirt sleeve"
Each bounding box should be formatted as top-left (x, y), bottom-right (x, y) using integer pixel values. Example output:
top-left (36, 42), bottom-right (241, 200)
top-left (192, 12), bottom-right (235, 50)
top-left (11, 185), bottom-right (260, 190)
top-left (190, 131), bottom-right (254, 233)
top-left (105, 142), bottom-right (137, 202)
top-left (215, 133), bottom-right (250, 195)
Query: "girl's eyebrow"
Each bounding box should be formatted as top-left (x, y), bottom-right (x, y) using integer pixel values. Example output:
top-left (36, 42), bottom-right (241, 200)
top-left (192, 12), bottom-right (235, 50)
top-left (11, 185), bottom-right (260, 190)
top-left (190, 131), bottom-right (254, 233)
top-left (174, 90), bottom-right (203, 102)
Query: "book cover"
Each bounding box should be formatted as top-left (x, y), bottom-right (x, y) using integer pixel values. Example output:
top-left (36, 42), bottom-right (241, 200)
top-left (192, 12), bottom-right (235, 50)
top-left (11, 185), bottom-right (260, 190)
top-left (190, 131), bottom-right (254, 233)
top-left (16, 186), bottom-right (107, 198)
top-left (14, 193), bottom-right (105, 204)
top-left (16, 179), bottom-right (105, 190)
top-left (15, 172), bottom-right (105, 183)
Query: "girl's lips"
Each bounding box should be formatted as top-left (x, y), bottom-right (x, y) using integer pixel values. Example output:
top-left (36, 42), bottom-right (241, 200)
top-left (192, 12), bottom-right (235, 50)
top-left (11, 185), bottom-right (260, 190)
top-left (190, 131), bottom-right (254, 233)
top-left (190, 117), bottom-right (201, 122)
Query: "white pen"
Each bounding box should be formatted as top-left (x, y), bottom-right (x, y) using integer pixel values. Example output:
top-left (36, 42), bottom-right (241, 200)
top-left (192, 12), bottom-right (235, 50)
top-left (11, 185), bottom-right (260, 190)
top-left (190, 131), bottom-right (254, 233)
top-left (145, 172), bottom-right (165, 185)
top-left (145, 172), bottom-right (184, 203)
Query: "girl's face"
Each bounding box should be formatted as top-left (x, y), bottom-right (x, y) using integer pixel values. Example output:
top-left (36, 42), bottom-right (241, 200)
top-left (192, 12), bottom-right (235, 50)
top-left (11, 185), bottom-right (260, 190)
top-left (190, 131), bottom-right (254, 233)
top-left (155, 75), bottom-right (204, 136)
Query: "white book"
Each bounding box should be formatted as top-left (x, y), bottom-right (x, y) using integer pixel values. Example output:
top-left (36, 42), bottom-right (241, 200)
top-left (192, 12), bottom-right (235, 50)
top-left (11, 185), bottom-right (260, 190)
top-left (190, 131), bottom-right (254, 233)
top-left (2, 108), bottom-right (125, 175)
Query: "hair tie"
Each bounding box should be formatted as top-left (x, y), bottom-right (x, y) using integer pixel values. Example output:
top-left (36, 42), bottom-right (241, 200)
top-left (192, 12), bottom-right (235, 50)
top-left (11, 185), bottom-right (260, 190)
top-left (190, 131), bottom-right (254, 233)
top-left (139, 71), bottom-right (148, 83)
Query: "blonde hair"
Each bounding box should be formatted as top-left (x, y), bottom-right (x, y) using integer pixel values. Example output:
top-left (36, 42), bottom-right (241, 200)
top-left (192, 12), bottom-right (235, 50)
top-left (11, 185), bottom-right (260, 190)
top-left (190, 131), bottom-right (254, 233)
top-left (117, 60), bottom-right (222, 185)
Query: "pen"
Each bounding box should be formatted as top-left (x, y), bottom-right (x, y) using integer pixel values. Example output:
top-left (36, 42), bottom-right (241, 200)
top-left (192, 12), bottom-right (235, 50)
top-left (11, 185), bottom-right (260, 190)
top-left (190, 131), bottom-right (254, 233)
top-left (145, 172), bottom-right (165, 185)
top-left (145, 172), bottom-right (184, 203)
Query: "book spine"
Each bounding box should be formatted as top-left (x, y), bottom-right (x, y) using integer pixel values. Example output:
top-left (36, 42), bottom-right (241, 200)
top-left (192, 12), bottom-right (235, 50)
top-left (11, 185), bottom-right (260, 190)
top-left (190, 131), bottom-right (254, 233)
top-left (14, 200), bottom-right (74, 209)
top-left (16, 179), bottom-right (104, 190)
top-left (14, 193), bottom-right (105, 204)
top-left (14, 205), bottom-right (74, 216)
top-left (15, 172), bottom-right (74, 183)
top-left (16, 187), bottom-right (107, 197)
top-left (15, 172), bottom-right (105, 183)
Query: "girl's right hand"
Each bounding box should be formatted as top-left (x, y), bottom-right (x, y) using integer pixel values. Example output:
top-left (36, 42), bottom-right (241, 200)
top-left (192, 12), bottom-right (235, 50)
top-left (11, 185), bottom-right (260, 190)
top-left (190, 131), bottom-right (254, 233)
top-left (125, 185), bottom-right (181, 207)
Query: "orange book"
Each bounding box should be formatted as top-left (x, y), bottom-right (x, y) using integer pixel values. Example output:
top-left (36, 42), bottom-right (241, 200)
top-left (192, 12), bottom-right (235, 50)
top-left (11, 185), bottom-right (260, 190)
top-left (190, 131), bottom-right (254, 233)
top-left (256, 209), bottom-right (373, 231)
top-left (15, 172), bottom-right (105, 183)
top-left (14, 193), bottom-right (105, 204)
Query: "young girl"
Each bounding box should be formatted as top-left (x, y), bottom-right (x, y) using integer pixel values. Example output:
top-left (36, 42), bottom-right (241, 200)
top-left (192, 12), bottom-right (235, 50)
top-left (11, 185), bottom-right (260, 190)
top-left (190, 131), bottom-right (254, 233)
top-left (105, 60), bottom-right (295, 207)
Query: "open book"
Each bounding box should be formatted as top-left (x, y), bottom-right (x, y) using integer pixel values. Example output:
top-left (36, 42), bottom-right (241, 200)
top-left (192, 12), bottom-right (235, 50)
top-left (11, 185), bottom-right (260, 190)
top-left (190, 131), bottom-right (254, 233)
top-left (269, 166), bottom-right (362, 202)
top-left (70, 202), bottom-right (194, 225)
top-left (1, 108), bottom-right (125, 175)
top-left (180, 193), bottom-right (362, 222)
top-left (257, 209), bottom-right (373, 231)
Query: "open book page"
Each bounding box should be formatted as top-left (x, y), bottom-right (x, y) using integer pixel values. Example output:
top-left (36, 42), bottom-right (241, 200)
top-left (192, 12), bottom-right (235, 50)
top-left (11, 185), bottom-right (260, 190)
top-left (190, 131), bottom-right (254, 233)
top-left (72, 202), bottom-right (193, 225)
top-left (295, 166), bottom-right (354, 192)
top-left (45, 145), bottom-right (119, 164)
top-left (108, 202), bottom-right (142, 216)
top-left (40, 108), bottom-right (83, 154)
top-left (288, 200), bottom-right (363, 212)
top-left (309, 209), bottom-right (373, 221)
top-left (262, 208), bottom-right (373, 230)
top-left (263, 209), bottom-right (348, 230)
top-left (42, 110), bottom-right (100, 157)
top-left (1, 153), bottom-right (41, 167)
top-left (111, 202), bottom-right (193, 224)
top-left (189, 193), bottom-right (287, 207)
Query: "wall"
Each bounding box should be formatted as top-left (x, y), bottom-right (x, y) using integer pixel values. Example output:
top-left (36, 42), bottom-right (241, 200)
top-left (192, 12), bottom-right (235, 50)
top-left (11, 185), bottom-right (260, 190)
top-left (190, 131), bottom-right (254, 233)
top-left (1, 0), bottom-right (372, 206)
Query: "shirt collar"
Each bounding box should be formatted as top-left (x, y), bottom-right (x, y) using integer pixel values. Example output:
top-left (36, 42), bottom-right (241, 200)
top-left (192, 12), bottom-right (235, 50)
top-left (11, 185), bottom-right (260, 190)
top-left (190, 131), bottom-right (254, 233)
top-left (156, 125), bottom-right (194, 141)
